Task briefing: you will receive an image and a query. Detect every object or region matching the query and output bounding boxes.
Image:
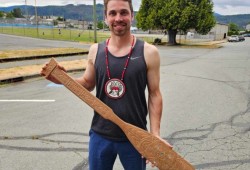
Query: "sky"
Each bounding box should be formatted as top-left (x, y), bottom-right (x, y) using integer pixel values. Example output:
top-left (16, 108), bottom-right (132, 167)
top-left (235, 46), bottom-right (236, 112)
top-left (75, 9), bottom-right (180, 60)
top-left (0, 0), bottom-right (250, 16)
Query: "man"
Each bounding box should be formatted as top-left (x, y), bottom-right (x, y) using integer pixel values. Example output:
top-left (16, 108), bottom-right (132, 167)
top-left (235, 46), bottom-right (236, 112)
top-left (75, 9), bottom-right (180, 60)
top-left (41, 0), bottom-right (170, 169)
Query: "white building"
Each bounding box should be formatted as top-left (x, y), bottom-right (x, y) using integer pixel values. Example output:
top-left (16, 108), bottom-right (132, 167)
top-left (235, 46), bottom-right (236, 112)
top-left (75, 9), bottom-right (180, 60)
top-left (187, 23), bottom-right (229, 41)
top-left (210, 23), bottom-right (228, 40)
top-left (246, 24), bottom-right (250, 31)
top-left (66, 19), bottom-right (89, 29)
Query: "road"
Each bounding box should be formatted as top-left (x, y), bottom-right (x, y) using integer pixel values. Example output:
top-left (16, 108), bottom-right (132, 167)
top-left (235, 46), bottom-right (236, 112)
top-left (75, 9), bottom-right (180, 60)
top-left (0, 34), bottom-right (250, 170)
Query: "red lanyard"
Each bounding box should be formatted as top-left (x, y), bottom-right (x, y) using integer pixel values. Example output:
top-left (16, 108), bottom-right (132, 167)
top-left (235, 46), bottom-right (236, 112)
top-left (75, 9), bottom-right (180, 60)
top-left (105, 36), bottom-right (135, 81)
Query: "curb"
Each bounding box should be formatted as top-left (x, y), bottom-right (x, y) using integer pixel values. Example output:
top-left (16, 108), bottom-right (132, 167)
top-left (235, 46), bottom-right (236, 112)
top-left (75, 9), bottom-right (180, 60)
top-left (0, 51), bottom-right (89, 63)
top-left (0, 40), bottom-right (226, 85)
top-left (0, 68), bottom-right (85, 85)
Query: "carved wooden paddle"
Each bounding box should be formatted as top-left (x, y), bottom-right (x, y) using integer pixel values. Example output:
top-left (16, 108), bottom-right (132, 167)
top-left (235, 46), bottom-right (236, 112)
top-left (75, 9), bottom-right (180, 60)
top-left (41, 58), bottom-right (195, 170)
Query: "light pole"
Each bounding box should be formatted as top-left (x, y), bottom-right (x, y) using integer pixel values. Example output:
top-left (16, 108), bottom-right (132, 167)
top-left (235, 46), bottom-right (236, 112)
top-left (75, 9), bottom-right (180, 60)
top-left (93, 0), bottom-right (97, 43)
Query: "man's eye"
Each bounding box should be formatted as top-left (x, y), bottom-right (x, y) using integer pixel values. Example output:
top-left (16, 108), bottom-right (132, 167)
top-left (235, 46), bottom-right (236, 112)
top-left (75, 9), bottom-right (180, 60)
top-left (109, 11), bottom-right (116, 16)
top-left (120, 10), bottom-right (129, 16)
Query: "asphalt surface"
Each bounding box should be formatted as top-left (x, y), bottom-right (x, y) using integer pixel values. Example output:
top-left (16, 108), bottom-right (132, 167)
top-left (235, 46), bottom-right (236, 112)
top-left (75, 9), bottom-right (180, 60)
top-left (0, 33), bottom-right (91, 50)
top-left (0, 34), bottom-right (250, 170)
top-left (0, 33), bottom-right (90, 84)
top-left (0, 33), bottom-right (224, 84)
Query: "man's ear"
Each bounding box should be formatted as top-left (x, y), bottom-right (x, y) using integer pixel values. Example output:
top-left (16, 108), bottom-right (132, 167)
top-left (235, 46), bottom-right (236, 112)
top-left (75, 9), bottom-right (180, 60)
top-left (130, 12), bottom-right (134, 25)
top-left (104, 15), bottom-right (109, 26)
top-left (104, 13), bottom-right (109, 26)
top-left (131, 12), bottom-right (134, 21)
top-left (105, 20), bottom-right (109, 26)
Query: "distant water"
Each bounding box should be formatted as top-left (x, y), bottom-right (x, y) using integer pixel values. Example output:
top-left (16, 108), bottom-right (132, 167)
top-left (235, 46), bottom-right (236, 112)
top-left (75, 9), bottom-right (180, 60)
top-left (0, 23), bottom-right (53, 28)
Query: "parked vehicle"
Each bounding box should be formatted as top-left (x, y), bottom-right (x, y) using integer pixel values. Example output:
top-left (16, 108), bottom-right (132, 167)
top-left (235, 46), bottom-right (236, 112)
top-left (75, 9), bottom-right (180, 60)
top-left (238, 35), bottom-right (245, 41)
top-left (242, 34), bottom-right (250, 37)
top-left (228, 35), bottom-right (239, 42)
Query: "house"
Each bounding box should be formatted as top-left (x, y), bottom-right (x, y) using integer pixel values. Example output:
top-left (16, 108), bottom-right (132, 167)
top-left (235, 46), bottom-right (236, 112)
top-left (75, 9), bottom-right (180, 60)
top-left (65, 19), bottom-right (89, 29)
top-left (57, 21), bottom-right (66, 28)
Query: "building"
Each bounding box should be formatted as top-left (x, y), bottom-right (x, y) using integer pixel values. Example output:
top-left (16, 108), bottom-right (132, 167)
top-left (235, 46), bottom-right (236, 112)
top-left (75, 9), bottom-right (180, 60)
top-left (65, 19), bottom-right (89, 29)
top-left (187, 23), bottom-right (229, 41)
top-left (210, 23), bottom-right (228, 40)
top-left (246, 24), bottom-right (250, 31)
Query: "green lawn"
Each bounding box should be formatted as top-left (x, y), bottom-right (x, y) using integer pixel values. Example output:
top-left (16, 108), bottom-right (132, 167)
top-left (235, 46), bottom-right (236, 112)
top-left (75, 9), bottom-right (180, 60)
top-left (0, 27), bottom-right (110, 43)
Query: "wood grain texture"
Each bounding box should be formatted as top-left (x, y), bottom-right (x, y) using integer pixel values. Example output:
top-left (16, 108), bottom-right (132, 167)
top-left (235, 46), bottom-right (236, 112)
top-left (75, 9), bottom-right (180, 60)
top-left (41, 58), bottom-right (195, 170)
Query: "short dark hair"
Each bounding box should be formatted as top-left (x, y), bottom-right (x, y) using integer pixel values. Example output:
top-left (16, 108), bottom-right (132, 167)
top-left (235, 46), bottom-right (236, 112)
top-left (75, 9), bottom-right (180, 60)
top-left (104, 0), bottom-right (133, 16)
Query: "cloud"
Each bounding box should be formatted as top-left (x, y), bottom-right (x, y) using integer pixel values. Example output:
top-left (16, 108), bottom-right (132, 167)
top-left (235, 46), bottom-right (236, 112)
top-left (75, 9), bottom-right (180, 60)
top-left (213, 0), bottom-right (250, 8)
top-left (0, 0), bottom-right (250, 15)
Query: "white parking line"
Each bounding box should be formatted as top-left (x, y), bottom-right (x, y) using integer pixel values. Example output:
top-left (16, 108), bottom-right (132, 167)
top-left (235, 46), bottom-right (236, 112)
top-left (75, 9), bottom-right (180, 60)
top-left (0, 100), bottom-right (55, 102)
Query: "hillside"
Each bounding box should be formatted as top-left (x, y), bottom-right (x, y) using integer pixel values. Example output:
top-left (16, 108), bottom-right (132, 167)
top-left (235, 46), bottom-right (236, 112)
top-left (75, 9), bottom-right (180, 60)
top-left (0, 5), bottom-right (249, 28)
top-left (215, 14), bottom-right (250, 29)
top-left (0, 4), bottom-right (104, 21)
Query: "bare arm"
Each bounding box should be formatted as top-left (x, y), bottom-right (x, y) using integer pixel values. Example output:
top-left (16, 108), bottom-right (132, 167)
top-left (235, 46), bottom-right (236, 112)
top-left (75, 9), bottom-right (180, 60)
top-left (75, 43), bottom-right (98, 91)
top-left (41, 44), bottom-right (98, 91)
top-left (144, 42), bottom-right (162, 137)
top-left (144, 43), bottom-right (172, 167)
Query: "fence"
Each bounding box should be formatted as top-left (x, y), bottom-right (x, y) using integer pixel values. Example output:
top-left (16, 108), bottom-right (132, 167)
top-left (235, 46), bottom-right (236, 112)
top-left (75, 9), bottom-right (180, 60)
top-left (0, 19), bottom-right (105, 42)
top-left (0, 19), bottom-right (222, 44)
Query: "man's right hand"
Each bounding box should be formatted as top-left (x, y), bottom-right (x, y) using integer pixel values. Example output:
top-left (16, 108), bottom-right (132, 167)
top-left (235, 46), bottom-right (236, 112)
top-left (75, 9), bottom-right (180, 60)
top-left (40, 62), bottom-right (66, 84)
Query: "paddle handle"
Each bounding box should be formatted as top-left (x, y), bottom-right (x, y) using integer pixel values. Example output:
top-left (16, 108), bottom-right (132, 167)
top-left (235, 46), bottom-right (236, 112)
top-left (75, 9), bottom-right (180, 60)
top-left (41, 58), bottom-right (123, 123)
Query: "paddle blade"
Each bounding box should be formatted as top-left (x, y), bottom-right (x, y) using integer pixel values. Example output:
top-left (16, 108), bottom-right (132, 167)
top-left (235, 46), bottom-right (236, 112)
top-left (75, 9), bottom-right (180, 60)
top-left (122, 123), bottom-right (195, 170)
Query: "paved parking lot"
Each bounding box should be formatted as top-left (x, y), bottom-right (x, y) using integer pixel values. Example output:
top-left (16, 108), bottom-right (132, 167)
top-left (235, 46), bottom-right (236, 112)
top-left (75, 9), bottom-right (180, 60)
top-left (0, 34), bottom-right (249, 170)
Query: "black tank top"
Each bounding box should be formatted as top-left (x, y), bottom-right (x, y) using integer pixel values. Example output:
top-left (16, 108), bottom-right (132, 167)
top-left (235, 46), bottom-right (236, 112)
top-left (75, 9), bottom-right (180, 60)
top-left (91, 39), bottom-right (148, 141)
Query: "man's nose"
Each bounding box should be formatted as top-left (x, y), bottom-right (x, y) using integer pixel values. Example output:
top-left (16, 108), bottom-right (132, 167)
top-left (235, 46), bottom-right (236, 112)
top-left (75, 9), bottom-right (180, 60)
top-left (115, 13), bottom-right (123, 21)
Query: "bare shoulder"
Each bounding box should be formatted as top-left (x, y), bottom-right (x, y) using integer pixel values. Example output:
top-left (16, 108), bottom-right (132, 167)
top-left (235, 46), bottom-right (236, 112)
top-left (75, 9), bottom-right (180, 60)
top-left (144, 42), bottom-right (158, 54)
top-left (144, 42), bottom-right (160, 68)
top-left (88, 43), bottom-right (98, 63)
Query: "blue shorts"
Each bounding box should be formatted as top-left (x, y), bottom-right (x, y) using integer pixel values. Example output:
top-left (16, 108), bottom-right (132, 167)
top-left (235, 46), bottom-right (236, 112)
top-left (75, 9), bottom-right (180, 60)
top-left (89, 130), bottom-right (146, 170)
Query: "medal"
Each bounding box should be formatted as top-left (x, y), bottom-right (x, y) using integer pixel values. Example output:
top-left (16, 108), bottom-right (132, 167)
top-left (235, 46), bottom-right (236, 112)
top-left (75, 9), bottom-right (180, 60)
top-left (105, 78), bottom-right (126, 99)
top-left (105, 36), bottom-right (135, 99)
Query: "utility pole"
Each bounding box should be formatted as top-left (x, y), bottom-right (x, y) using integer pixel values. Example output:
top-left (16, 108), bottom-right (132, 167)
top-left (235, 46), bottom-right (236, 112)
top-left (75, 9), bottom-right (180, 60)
top-left (34, 0), bottom-right (38, 37)
top-left (25, 0), bottom-right (29, 21)
top-left (103, 8), bottom-right (105, 31)
top-left (93, 0), bottom-right (97, 43)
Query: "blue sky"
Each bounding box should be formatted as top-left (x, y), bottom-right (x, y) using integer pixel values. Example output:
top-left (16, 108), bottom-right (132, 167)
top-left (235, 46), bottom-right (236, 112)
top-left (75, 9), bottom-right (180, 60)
top-left (1, 0), bottom-right (250, 15)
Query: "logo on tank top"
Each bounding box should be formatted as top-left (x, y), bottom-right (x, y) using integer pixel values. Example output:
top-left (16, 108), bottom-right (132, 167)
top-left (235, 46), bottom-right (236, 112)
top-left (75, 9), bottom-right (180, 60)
top-left (130, 56), bottom-right (141, 60)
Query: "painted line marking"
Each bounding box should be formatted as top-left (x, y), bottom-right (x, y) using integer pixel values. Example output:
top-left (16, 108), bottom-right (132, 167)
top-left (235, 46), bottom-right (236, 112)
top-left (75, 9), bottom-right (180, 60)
top-left (47, 83), bottom-right (64, 87)
top-left (0, 100), bottom-right (56, 102)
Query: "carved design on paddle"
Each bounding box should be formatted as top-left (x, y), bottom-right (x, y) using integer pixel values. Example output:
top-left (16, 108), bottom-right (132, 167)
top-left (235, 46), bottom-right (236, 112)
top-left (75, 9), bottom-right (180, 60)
top-left (123, 125), bottom-right (193, 170)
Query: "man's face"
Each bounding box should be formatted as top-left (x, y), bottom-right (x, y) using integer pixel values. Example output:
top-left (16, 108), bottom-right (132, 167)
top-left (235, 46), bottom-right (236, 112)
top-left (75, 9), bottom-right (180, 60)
top-left (105, 0), bottom-right (133, 36)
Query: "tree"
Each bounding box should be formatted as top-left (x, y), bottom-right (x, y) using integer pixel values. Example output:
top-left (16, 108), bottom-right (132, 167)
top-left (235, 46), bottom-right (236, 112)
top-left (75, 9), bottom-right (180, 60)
top-left (53, 20), bottom-right (58, 26)
top-left (11, 8), bottom-right (24, 18)
top-left (97, 21), bottom-right (109, 30)
top-left (0, 11), bottom-right (4, 18)
top-left (229, 23), bottom-right (239, 32)
top-left (228, 23), bottom-right (239, 35)
top-left (136, 0), bottom-right (216, 45)
top-left (57, 17), bottom-right (65, 21)
top-left (6, 12), bottom-right (14, 19)
top-left (97, 21), bottom-right (103, 30)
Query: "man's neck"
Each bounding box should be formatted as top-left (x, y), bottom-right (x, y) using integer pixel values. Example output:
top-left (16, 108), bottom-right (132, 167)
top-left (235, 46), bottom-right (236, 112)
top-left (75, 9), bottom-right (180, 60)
top-left (109, 33), bottom-right (133, 49)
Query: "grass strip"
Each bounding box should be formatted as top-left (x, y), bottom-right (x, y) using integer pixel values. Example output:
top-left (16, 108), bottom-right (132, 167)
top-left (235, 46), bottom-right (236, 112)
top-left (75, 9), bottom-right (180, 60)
top-left (0, 59), bottom-right (87, 81)
top-left (0, 48), bottom-right (88, 59)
